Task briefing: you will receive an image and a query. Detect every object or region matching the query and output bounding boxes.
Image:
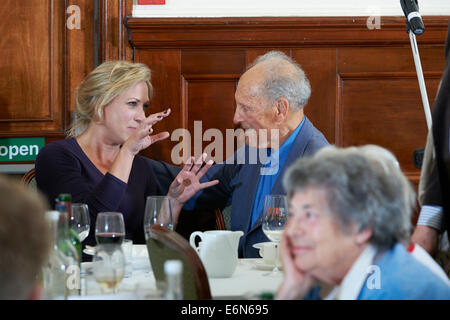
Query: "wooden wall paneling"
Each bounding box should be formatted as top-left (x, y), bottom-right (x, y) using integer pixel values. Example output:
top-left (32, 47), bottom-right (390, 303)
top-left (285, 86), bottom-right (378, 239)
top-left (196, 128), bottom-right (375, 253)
top-left (125, 16), bottom-right (448, 48)
top-left (292, 48), bottom-right (337, 143)
top-left (99, 0), bottom-right (133, 61)
top-left (0, 0), bottom-right (65, 137)
top-left (181, 50), bottom-right (245, 163)
top-left (336, 46), bottom-right (445, 186)
top-left (337, 46), bottom-right (446, 74)
top-left (134, 49), bottom-right (182, 163)
top-left (66, 0), bottom-right (95, 128)
top-left (0, 0), bottom-right (97, 144)
top-left (183, 75), bottom-right (238, 163)
top-left (182, 50), bottom-right (245, 75)
top-left (338, 74), bottom-right (441, 155)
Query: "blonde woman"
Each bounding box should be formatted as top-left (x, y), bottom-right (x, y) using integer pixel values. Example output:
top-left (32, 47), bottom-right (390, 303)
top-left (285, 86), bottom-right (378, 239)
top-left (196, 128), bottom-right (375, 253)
top-left (35, 61), bottom-right (218, 249)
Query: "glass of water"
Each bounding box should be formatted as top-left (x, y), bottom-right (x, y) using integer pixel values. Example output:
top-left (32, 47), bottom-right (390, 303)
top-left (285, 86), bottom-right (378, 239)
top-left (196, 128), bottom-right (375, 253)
top-left (71, 203), bottom-right (90, 242)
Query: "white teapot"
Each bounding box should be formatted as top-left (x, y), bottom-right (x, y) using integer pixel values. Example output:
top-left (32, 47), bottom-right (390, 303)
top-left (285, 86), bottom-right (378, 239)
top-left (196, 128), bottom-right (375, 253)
top-left (189, 230), bottom-right (243, 278)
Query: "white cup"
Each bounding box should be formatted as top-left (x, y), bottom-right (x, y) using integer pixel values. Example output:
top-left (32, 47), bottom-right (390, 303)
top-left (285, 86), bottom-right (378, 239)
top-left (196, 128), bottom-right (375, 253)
top-left (258, 242), bottom-right (280, 265)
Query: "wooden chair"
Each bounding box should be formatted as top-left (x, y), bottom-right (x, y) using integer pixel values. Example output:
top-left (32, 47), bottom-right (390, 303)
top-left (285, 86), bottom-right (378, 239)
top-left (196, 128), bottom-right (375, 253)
top-left (146, 225), bottom-right (212, 300)
top-left (214, 206), bottom-right (231, 230)
top-left (214, 208), bottom-right (226, 230)
top-left (21, 168), bottom-right (37, 191)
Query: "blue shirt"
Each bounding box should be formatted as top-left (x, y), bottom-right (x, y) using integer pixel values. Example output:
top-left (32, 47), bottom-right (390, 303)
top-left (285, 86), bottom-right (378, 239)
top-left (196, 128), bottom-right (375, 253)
top-left (250, 119), bottom-right (305, 228)
top-left (305, 243), bottom-right (450, 300)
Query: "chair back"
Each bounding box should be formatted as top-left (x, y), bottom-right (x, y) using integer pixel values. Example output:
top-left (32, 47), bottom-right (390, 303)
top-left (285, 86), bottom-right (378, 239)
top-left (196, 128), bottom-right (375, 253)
top-left (146, 225), bottom-right (211, 300)
top-left (216, 206), bottom-right (231, 230)
top-left (21, 168), bottom-right (37, 191)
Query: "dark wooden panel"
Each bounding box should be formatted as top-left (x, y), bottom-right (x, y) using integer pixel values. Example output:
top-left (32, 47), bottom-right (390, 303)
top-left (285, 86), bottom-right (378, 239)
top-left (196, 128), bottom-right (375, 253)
top-left (0, 0), bottom-right (97, 142)
top-left (0, 0), bottom-right (50, 121)
top-left (339, 74), bottom-right (441, 180)
top-left (134, 49), bottom-right (182, 164)
top-left (338, 46), bottom-right (446, 74)
top-left (181, 50), bottom-right (245, 75)
top-left (66, 0), bottom-right (96, 126)
top-left (185, 78), bottom-right (237, 163)
top-left (99, 0), bottom-right (133, 61)
top-left (126, 16), bottom-right (448, 48)
top-left (0, 0), bottom-right (64, 136)
top-left (292, 48), bottom-right (337, 143)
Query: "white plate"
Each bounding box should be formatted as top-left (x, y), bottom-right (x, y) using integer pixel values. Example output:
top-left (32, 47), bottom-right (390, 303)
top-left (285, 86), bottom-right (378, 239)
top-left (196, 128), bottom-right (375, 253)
top-left (252, 259), bottom-right (283, 271)
top-left (83, 245), bottom-right (148, 257)
top-left (132, 244), bottom-right (148, 257)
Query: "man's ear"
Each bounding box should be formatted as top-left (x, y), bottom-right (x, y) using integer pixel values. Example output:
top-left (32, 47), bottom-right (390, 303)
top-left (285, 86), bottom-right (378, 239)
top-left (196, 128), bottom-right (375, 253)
top-left (274, 97), bottom-right (289, 121)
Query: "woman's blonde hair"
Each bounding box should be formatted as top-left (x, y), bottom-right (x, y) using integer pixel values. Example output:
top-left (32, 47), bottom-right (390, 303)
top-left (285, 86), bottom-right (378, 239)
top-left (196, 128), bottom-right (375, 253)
top-left (67, 60), bottom-right (153, 137)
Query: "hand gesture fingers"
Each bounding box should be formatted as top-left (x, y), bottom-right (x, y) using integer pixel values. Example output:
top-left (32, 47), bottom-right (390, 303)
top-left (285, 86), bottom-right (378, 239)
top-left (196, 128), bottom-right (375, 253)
top-left (196, 158), bottom-right (215, 180)
top-left (191, 153), bottom-right (207, 175)
top-left (168, 153), bottom-right (218, 204)
top-left (181, 156), bottom-right (195, 173)
top-left (198, 179), bottom-right (219, 190)
top-left (143, 108), bottom-right (171, 128)
top-left (148, 131), bottom-right (170, 145)
top-left (124, 108), bottom-right (171, 155)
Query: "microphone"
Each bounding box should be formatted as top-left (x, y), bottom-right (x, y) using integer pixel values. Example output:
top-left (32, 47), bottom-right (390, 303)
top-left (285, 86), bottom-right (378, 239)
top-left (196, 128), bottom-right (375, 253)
top-left (400, 0), bottom-right (425, 35)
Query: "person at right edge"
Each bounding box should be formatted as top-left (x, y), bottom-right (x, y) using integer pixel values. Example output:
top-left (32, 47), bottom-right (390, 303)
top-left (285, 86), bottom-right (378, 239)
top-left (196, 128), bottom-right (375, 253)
top-left (411, 21), bottom-right (450, 277)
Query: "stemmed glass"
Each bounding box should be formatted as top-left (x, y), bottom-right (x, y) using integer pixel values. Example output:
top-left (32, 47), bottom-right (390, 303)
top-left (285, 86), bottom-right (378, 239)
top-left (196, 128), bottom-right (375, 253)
top-left (144, 196), bottom-right (173, 239)
top-left (261, 194), bottom-right (288, 276)
top-left (93, 212), bottom-right (126, 294)
top-left (70, 203), bottom-right (90, 242)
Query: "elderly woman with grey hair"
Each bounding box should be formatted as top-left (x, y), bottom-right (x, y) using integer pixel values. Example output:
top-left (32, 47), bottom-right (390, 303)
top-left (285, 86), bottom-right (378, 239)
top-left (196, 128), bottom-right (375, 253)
top-left (277, 145), bottom-right (450, 300)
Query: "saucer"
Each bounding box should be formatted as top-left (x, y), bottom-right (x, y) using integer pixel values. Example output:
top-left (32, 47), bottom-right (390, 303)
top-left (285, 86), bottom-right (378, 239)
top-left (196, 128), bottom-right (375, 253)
top-left (252, 242), bottom-right (279, 260)
top-left (253, 259), bottom-right (283, 271)
top-left (252, 242), bottom-right (273, 250)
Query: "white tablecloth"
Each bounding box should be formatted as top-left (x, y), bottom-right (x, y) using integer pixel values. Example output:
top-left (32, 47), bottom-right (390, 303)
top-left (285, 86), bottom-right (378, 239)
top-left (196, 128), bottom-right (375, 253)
top-left (76, 245), bottom-right (282, 300)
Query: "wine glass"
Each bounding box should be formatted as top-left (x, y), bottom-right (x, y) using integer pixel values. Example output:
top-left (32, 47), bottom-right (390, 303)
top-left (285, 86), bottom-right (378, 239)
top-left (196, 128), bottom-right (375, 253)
top-left (95, 212), bottom-right (125, 245)
top-left (70, 203), bottom-right (90, 242)
top-left (261, 194), bottom-right (288, 276)
top-left (144, 196), bottom-right (173, 239)
top-left (93, 212), bottom-right (126, 294)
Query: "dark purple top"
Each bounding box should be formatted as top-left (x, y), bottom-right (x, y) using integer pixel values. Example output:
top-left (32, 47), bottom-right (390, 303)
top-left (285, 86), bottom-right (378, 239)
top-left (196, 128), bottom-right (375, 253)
top-left (35, 138), bottom-right (176, 247)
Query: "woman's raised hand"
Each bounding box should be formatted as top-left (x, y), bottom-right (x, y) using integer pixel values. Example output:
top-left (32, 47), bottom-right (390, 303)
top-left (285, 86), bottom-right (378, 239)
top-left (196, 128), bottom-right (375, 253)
top-left (124, 108), bottom-right (171, 155)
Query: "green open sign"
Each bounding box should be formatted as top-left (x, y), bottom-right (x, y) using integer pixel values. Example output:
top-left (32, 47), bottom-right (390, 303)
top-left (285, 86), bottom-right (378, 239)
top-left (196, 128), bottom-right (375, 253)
top-left (0, 137), bottom-right (45, 162)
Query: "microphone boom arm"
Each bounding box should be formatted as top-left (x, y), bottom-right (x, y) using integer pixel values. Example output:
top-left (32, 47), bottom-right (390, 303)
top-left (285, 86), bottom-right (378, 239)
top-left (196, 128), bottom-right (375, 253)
top-left (409, 31), bottom-right (432, 131)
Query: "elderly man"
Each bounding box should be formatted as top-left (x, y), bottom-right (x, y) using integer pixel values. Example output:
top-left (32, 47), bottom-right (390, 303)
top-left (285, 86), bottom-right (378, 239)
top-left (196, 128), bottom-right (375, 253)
top-left (0, 174), bottom-right (50, 299)
top-left (167, 51), bottom-right (328, 257)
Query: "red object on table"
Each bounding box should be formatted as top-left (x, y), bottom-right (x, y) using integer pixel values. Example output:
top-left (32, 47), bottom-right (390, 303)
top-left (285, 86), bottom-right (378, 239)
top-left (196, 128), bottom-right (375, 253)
top-left (137, 0), bottom-right (166, 4)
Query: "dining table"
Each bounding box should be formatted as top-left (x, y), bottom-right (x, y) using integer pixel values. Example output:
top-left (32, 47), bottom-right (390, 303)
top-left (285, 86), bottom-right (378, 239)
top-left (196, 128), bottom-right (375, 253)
top-left (73, 244), bottom-right (283, 300)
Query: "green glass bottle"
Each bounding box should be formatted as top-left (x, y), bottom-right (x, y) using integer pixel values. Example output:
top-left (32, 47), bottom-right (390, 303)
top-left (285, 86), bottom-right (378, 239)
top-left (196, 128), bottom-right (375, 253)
top-left (56, 193), bottom-right (82, 263)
